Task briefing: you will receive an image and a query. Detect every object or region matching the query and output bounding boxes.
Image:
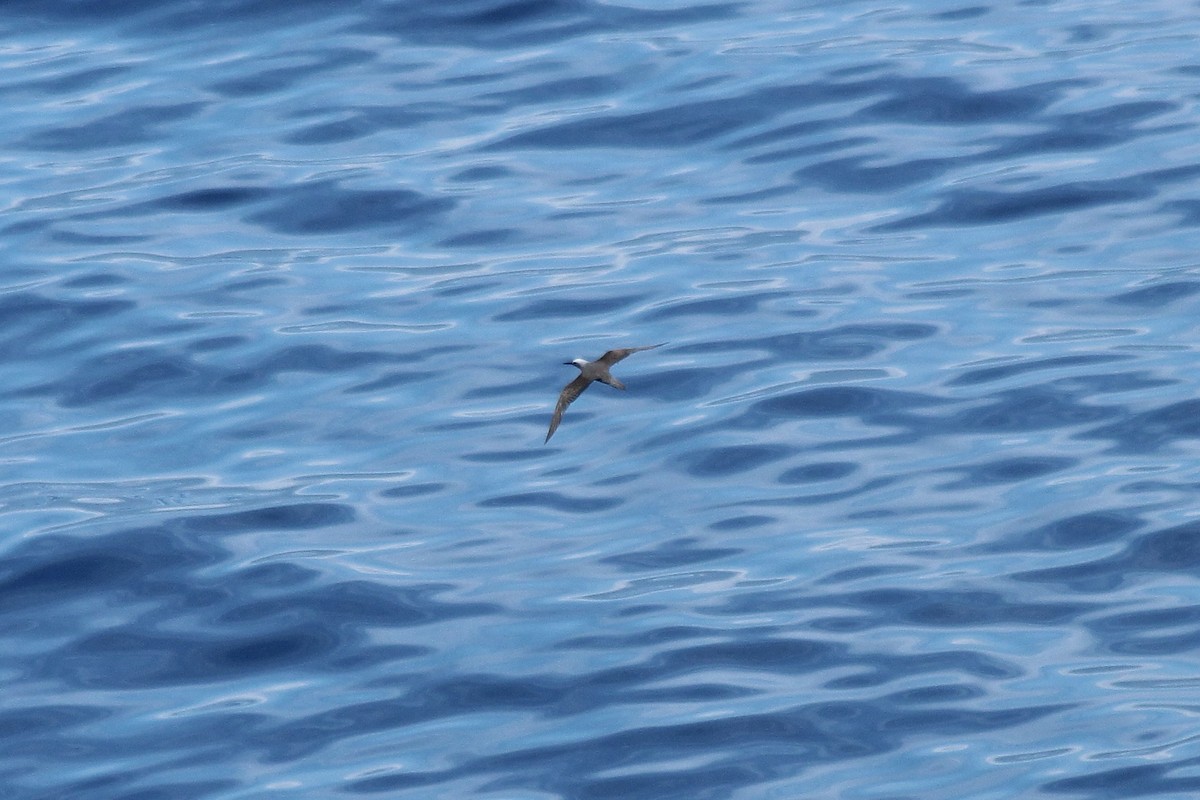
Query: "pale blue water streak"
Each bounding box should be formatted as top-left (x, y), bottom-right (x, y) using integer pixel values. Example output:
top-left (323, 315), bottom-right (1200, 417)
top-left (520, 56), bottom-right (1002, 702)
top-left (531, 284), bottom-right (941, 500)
top-left (3, 1), bottom-right (1200, 798)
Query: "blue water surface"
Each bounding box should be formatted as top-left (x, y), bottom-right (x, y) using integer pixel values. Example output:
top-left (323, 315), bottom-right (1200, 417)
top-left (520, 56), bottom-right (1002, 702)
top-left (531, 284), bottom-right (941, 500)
top-left (4, 0), bottom-right (1200, 797)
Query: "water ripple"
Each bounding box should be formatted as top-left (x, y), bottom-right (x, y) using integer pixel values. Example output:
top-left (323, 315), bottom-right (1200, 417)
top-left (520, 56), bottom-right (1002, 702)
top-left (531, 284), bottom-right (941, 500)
top-left (6, 0), bottom-right (1200, 797)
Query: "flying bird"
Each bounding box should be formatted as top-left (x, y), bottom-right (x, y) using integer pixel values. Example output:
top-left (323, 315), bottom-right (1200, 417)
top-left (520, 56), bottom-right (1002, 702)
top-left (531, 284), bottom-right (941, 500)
top-left (545, 344), bottom-right (665, 443)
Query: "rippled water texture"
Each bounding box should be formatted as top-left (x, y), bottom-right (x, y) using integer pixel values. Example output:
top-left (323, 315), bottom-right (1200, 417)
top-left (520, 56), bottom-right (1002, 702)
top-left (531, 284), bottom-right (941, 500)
top-left (5, 1), bottom-right (1200, 798)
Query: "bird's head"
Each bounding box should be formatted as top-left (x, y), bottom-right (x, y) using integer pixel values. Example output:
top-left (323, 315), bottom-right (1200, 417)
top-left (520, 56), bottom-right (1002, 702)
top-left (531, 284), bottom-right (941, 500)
top-left (565, 358), bottom-right (588, 369)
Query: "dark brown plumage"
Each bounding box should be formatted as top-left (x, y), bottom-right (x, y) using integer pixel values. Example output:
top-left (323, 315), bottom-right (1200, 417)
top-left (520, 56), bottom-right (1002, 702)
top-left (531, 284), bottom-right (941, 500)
top-left (544, 344), bottom-right (664, 443)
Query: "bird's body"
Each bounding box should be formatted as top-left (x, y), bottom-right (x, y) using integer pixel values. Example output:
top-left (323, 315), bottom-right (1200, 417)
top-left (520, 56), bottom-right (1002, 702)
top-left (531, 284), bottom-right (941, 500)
top-left (545, 344), bottom-right (664, 443)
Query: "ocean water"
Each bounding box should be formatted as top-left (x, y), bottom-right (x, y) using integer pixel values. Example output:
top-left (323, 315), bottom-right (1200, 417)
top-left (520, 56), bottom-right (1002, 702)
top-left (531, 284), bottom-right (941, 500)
top-left (4, 0), bottom-right (1200, 797)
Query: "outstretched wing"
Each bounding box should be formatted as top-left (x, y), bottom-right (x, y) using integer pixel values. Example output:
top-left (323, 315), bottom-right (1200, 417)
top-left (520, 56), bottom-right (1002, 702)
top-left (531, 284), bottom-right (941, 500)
top-left (595, 342), bottom-right (666, 366)
top-left (545, 375), bottom-right (592, 443)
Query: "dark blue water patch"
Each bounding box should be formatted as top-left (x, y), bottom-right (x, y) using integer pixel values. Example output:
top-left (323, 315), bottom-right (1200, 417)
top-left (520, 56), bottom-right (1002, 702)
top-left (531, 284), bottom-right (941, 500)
top-left (283, 104), bottom-right (452, 145)
top-left (822, 649), bottom-right (1024, 689)
top-left (246, 180), bottom-right (456, 235)
top-left (702, 183), bottom-right (799, 204)
top-left (1165, 198), bottom-right (1200, 226)
top-left (461, 448), bottom-right (547, 462)
top-left (637, 291), bottom-right (794, 320)
top-left (590, 473), bottom-right (641, 488)
top-left (936, 455), bottom-right (1078, 488)
top-left (0, 552), bottom-right (144, 606)
top-left (0, 502), bottom-right (368, 682)
top-left (0, 291), bottom-right (136, 360)
top-left (656, 637), bottom-right (845, 677)
top-left (251, 343), bottom-right (402, 377)
top-left (0, 503), bottom-right (353, 618)
top-left (438, 227), bottom-right (517, 247)
top-left (492, 293), bottom-right (646, 321)
top-left (50, 352), bottom-right (194, 404)
top-left (484, 70), bottom-right (1092, 155)
top-left (886, 682), bottom-right (987, 706)
top-left (681, 444), bottom-right (794, 477)
top-left (931, 5), bottom-right (989, 20)
top-left (483, 77), bottom-right (872, 150)
top-left (59, 271), bottom-right (129, 289)
top-left (0, 704), bottom-right (109, 741)
top-left (722, 119), bottom-right (841, 152)
top-left (746, 386), bottom-right (945, 424)
top-left (876, 180), bottom-right (1149, 230)
top-left (225, 420), bottom-right (308, 441)
top-left (479, 74), bottom-right (625, 105)
top-left (219, 580), bottom-right (495, 628)
top-left (19, 178), bottom-right (453, 239)
top-left (50, 229), bottom-right (149, 245)
top-left (979, 100), bottom-right (1181, 160)
top-left (449, 164), bottom-right (514, 182)
top-left (845, 502), bottom-right (979, 521)
top-left (707, 514), bottom-right (774, 531)
top-left (834, 588), bottom-right (1092, 628)
top-left (1040, 753), bottom-right (1200, 798)
top-left (379, 482), bottom-right (449, 498)
top-left (797, 154), bottom-right (956, 192)
top-left (814, 563), bottom-right (917, 586)
top-left (36, 776), bottom-right (239, 800)
top-left (1116, 521), bottom-right (1200, 571)
top-left (676, 325), bottom-right (938, 379)
top-left (1048, 370), bottom-right (1178, 397)
top-left (1119, 478), bottom-right (1200, 500)
top-left (224, 276), bottom-right (292, 293)
top-left (233, 561), bottom-right (320, 590)
top-left (207, 48), bottom-right (374, 98)
top-left (777, 461), bottom-right (858, 483)
top-left (1088, 604), bottom-right (1200, 656)
top-left (741, 136), bottom-right (879, 170)
top-left (601, 537), bottom-right (742, 572)
top-left (433, 278), bottom-right (506, 298)
top-left (156, 186), bottom-right (273, 212)
top-left (1062, 23), bottom-right (1113, 45)
top-left (1106, 280), bottom-right (1200, 308)
top-left (19, 101), bottom-right (207, 151)
top-left (461, 374), bottom-right (544, 400)
top-left (937, 385), bottom-right (1119, 434)
top-left (5, 710), bottom-right (264, 791)
top-left (754, 475), bottom-right (898, 506)
top-left (477, 491), bottom-right (623, 513)
top-left (857, 76), bottom-right (1076, 126)
top-left (21, 343), bottom-right (424, 407)
top-left (946, 354), bottom-right (1131, 387)
top-left (359, 0), bottom-right (741, 50)
top-left (0, 527), bottom-right (222, 617)
top-left (705, 513), bottom-right (772, 532)
top-left (877, 164), bottom-right (1200, 230)
top-left (1013, 519), bottom-right (1200, 592)
top-left (557, 624), bottom-right (757, 651)
top-left (11, 529), bottom-right (487, 686)
top-left (711, 586), bottom-right (1096, 631)
top-left (345, 369), bottom-right (441, 393)
top-left (905, 287), bottom-right (974, 300)
top-left (636, 367), bottom-right (734, 403)
top-left (332, 644), bottom-right (435, 671)
top-left (0, 63), bottom-right (130, 97)
top-left (1078, 398), bottom-right (1200, 453)
top-left (54, 623), bottom-right (344, 687)
top-left (342, 697), bottom-right (1070, 797)
top-left (984, 510), bottom-right (1144, 553)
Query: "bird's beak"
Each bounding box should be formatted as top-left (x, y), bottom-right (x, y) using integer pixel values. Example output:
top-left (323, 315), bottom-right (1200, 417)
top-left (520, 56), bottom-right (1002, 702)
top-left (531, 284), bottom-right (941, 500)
top-left (562, 361), bottom-right (574, 365)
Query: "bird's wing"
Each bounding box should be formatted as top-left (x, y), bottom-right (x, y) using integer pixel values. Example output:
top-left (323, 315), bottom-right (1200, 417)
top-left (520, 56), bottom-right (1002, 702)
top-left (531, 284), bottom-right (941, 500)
top-left (595, 342), bottom-right (666, 366)
top-left (545, 375), bottom-right (592, 443)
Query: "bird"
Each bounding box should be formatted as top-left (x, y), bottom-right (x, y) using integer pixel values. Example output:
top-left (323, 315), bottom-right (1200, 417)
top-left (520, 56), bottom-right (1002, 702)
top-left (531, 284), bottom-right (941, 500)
top-left (545, 343), bottom-right (665, 443)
